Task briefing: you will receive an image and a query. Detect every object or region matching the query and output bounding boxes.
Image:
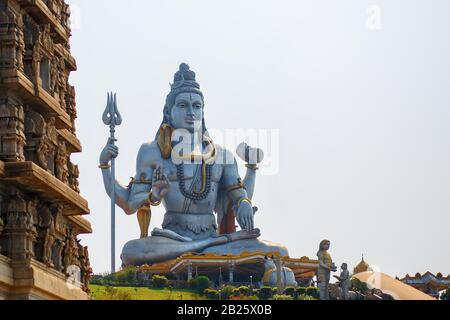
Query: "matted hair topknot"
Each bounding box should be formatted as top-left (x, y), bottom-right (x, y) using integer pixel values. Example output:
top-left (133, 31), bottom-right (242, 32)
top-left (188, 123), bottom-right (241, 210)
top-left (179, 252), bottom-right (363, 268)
top-left (171, 63), bottom-right (200, 90)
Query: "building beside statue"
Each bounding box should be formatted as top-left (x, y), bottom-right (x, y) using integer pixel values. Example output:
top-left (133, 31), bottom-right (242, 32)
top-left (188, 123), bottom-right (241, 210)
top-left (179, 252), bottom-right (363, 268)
top-left (399, 272), bottom-right (450, 299)
top-left (353, 256), bottom-right (370, 274)
top-left (0, 0), bottom-right (91, 300)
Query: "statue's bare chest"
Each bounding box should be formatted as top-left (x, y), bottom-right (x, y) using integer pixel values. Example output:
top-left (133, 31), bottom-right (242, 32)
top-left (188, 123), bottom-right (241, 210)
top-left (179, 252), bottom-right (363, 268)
top-left (160, 160), bottom-right (223, 183)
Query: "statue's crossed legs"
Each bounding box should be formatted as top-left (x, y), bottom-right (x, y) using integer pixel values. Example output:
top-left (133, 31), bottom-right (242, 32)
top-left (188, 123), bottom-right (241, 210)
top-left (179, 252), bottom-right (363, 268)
top-left (121, 228), bottom-right (261, 266)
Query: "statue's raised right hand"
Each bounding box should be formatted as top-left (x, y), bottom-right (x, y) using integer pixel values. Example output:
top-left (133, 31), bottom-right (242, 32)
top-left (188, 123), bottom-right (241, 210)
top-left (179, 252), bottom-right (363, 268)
top-left (151, 166), bottom-right (170, 202)
top-left (99, 138), bottom-right (119, 165)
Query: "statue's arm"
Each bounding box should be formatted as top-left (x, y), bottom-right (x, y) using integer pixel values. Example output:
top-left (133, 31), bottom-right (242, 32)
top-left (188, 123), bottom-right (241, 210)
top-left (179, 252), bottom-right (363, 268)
top-left (127, 144), bottom-right (156, 213)
top-left (100, 142), bottom-right (155, 215)
top-left (220, 150), bottom-right (247, 201)
top-left (317, 252), bottom-right (331, 271)
top-left (221, 149), bottom-right (254, 231)
top-left (342, 271), bottom-right (350, 280)
top-left (100, 168), bottom-right (135, 214)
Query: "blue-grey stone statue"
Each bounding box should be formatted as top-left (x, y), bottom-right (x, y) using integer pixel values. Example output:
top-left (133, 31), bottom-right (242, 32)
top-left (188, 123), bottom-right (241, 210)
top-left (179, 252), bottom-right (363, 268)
top-left (99, 63), bottom-right (288, 266)
top-left (334, 263), bottom-right (351, 300)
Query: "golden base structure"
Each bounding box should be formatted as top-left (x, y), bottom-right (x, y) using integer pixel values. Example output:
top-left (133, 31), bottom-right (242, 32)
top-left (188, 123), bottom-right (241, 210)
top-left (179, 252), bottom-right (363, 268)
top-left (136, 252), bottom-right (319, 287)
top-left (0, 0), bottom-right (92, 300)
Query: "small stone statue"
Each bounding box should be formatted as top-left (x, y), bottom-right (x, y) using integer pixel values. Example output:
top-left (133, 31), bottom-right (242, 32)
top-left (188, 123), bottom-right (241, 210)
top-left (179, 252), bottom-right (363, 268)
top-left (317, 239), bottom-right (337, 300)
top-left (55, 141), bottom-right (69, 183)
top-left (46, 117), bottom-right (58, 144)
top-left (50, 56), bottom-right (59, 94)
top-left (72, 164), bottom-right (80, 192)
top-left (79, 246), bottom-right (92, 293)
top-left (38, 204), bottom-right (55, 267)
top-left (31, 43), bottom-right (41, 79)
top-left (63, 231), bottom-right (77, 274)
top-left (53, 239), bottom-right (65, 272)
top-left (334, 262), bottom-right (351, 300)
top-left (36, 138), bottom-right (49, 170)
top-left (262, 256), bottom-right (297, 288)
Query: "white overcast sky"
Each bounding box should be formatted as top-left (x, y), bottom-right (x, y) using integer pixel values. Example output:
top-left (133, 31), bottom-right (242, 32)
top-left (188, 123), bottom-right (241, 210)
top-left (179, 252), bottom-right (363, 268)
top-left (67, 0), bottom-right (450, 277)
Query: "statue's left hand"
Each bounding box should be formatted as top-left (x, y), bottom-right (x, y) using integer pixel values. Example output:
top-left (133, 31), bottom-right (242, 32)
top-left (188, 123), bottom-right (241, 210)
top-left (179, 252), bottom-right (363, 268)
top-left (236, 200), bottom-right (255, 232)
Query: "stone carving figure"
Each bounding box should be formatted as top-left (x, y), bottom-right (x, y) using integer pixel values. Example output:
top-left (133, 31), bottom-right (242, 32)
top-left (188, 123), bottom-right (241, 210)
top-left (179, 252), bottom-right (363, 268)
top-left (55, 141), bottom-right (69, 183)
top-left (50, 56), bottom-right (59, 94)
top-left (26, 197), bottom-right (39, 257)
top-left (46, 117), bottom-right (58, 143)
top-left (99, 63), bottom-right (288, 266)
top-left (334, 262), bottom-right (351, 300)
top-left (52, 239), bottom-right (64, 272)
top-left (72, 164), bottom-right (80, 192)
top-left (317, 239), bottom-right (337, 300)
top-left (57, 58), bottom-right (67, 110)
top-left (63, 230), bottom-right (77, 274)
top-left (67, 161), bottom-right (75, 189)
top-left (36, 137), bottom-right (49, 170)
top-left (77, 244), bottom-right (92, 292)
top-left (52, 204), bottom-right (65, 234)
top-left (31, 41), bottom-right (40, 79)
top-left (65, 85), bottom-right (77, 132)
top-left (38, 204), bottom-right (55, 267)
top-left (16, 12), bottom-right (25, 72)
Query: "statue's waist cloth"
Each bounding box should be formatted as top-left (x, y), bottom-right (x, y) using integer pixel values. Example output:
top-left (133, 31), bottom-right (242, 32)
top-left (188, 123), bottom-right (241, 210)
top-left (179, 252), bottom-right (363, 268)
top-left (162, 211), bottom-right (218, 240)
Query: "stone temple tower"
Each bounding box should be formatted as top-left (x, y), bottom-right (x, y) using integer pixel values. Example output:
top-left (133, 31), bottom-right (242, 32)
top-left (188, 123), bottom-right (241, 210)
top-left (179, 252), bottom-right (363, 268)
top-left (0, 0), bottom-right (91, 300)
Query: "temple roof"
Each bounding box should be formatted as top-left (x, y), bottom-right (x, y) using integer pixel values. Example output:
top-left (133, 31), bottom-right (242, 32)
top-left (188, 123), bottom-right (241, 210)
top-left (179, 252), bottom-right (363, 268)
top-left (400, 272), bottom-right (450, 288)
top-left (353, 255), bottom-right (370, 274)
top-left (354, 272), bottom-right (435, 300)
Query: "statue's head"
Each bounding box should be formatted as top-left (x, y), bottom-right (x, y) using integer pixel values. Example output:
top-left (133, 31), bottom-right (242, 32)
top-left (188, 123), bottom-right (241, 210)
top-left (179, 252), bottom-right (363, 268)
top-left (319, 239), bottom-right (330, 252)
top-left (341, 263), bottom-right (348, 271)
top-left (161, 63), bottom-right (206, 134)
top-left (264, 256), bottom-right (276, 270)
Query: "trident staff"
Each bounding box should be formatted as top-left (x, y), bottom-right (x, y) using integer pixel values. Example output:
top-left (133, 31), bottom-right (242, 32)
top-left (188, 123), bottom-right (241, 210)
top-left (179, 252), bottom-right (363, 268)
top-left (102, 92), bottom-right (122, 273)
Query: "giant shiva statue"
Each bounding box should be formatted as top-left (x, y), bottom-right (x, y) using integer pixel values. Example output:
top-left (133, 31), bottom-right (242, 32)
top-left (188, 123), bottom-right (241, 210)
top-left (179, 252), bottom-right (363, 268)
top-left (99, 63), bottom-right (288, 266)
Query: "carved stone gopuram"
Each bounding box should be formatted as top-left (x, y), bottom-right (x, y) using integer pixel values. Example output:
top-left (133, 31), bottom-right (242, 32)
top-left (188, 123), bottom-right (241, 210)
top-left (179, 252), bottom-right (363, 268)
top-left (0, 0), bottom-right (91, 300)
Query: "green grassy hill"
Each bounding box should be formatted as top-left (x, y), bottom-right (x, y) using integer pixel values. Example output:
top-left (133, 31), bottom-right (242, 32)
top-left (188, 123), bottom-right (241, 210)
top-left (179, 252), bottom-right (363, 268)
top-left (90, 284), bottom-right (209, 300)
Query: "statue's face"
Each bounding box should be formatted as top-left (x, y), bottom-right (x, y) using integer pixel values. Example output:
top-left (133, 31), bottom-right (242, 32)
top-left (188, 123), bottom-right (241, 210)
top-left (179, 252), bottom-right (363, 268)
top-left (169, 92), bottom-right (203, 133)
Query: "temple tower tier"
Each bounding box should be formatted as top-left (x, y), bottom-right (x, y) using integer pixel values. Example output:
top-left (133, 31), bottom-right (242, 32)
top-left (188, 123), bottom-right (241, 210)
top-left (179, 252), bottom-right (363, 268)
top-left (0, 0), bottom-right (91, 300)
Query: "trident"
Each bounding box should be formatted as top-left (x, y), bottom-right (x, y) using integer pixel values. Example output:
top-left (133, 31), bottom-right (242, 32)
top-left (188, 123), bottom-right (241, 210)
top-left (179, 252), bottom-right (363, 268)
top-left (102, 92), bottom-right (122, 273)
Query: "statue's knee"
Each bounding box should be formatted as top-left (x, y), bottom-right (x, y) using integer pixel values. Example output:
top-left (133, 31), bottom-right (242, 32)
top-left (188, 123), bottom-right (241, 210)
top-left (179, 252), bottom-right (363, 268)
top-left (121, 239), bottom-right (144, 264)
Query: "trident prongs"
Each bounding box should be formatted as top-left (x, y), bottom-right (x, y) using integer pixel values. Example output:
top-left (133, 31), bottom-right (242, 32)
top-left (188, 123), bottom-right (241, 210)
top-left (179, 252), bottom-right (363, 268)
top-left (103, 92), bottom-right (123, 127)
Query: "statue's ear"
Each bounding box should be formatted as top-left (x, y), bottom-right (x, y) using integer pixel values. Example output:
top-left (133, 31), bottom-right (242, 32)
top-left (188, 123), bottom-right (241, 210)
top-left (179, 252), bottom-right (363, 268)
top-left (163, 106), bottom-right (170, 120)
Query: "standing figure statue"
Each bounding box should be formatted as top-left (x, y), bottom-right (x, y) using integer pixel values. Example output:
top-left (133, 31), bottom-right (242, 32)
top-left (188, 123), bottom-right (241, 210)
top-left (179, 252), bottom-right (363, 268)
top-left (99, 63), bottom-right (288, 266)
top-left (317, 239), bottom-right (337, 300)
top-left (38, 204), bottom-right (55, 267)
top-left (334, 262), bottom-right (351, 300)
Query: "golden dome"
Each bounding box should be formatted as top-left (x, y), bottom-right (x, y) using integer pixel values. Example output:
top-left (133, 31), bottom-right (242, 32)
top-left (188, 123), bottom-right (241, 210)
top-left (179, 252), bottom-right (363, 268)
top-left (353, 255), bottom-right (370, 274)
